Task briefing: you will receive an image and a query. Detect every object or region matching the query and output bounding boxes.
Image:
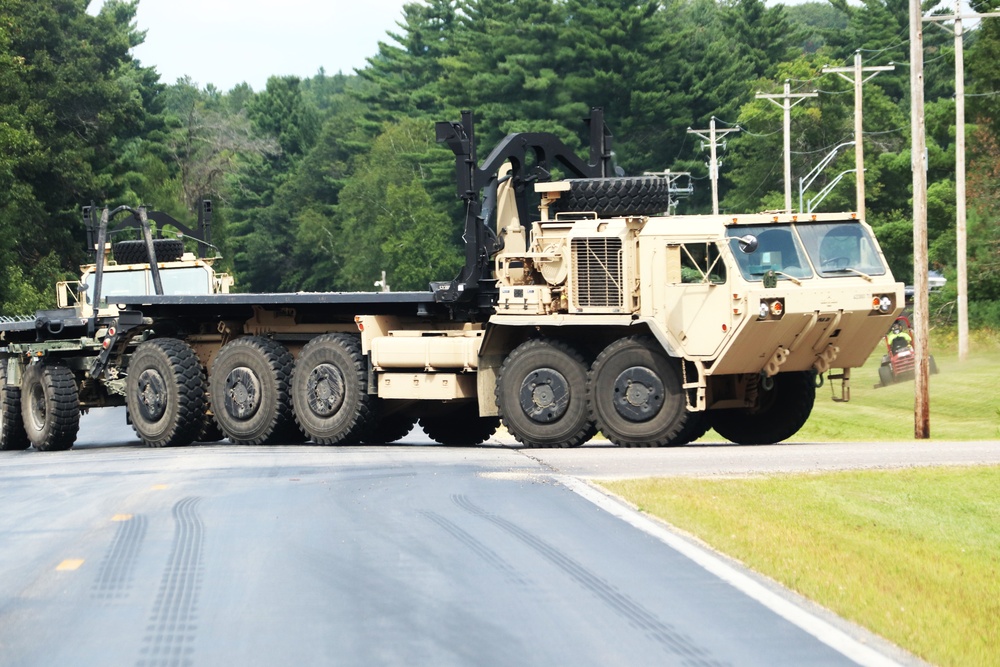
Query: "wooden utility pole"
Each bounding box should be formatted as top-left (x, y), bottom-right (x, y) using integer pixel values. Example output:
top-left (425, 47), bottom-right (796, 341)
top-left (822, 52), bottom-right (894, 221)
top-left (925, 2), bottom-right (1000, 362)
top-left (687, 117), bottom-right (740, 215)
top-left (756, 81), bottom-right (817, 213)
top-left (910, 0), bottom-right (931, 439)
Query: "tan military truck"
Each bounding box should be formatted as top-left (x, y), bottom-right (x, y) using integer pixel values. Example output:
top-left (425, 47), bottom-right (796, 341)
top-left (1, 111), bottom-right (903, 452)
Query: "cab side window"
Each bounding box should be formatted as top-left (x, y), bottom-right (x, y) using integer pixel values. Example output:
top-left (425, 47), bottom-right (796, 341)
top-left (678, 242), bottom-right (726, 284)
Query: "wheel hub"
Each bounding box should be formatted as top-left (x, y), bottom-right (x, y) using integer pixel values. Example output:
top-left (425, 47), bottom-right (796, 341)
top-left (612, 366), bottom-right (664, 423)
top-left (136, 369), bottom-right (167, 421)
top-left (224, 367), bottom-right (261, 420)
top-left (306, 363), bottom-right (345, 417)
top-left (518, 367), bottom-right (570, 423)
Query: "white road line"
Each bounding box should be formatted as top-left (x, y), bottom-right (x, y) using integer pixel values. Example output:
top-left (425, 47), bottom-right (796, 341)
top-left (558, 475), bottom-right (908, 667)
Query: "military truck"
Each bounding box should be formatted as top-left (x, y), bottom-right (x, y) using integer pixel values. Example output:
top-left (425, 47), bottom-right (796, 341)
top-left (0, 110), bottom-right (903, 452)
top-left (0, 203), bottom-right (231, 450)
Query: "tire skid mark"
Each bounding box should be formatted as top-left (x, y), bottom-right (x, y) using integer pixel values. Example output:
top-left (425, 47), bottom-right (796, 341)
top-left (137, 497), bottom-right (204, 667)
top-left (91, 515), bottom-right (148, 601)
top-left (454, 494), bottom-right (728, 667)
top-left (420, 510), bottom-right (530, 586)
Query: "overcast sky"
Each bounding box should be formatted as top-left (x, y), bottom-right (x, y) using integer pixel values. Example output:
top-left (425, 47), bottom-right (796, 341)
top-left (88, 0), bottom-right (977, 92)
top-left (89, 0), bottom-right (411, 91)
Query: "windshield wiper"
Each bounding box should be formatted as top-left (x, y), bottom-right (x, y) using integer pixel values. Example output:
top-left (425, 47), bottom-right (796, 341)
top-left (824, 267), bottom-right (873, 282)
top-left (750, 270), bottom-right (804, 286)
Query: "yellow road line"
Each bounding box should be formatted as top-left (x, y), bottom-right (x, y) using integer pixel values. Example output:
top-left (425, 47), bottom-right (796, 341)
top-left (56, 559), bottom-right (84, 571)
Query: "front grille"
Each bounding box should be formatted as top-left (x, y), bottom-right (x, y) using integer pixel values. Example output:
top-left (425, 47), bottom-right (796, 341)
top-left (572, 237), bottom-right (623, 309)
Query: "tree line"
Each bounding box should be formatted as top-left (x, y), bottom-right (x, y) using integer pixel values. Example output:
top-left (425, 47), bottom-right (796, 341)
top-left (2, 0), bottom-right (999, 326)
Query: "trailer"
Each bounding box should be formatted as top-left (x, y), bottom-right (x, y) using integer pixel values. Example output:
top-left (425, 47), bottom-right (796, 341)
top-left (1, 110), bottom-right (904, 451)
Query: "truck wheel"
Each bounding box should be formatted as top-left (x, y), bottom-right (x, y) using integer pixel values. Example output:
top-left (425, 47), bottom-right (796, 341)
top-left (127, 339), bottom-right (206, 447)
top-left (291, 334), bottom-right (374, 445)
top-left (551, 177), bottom-right (673, 217)
top-left (667, 412), bottom-right (711, 446)
top-left (496, 339), bottom-right (595, 448)
top-left (878, 364), bottom-right (893, 387)
top-left (420, 403), bottom-right (500, 446)
top-left (587, 337), bottom-right (688, 447)
top-left (710, 371), bottom-right (815, 445)
top-left (210, 337), bottom-right (294, 445)
top-left (0, 363), bottom-right (30, 450)
top-left (21, 363), bottom-right (79, 451)
top-left (364, 410), bottom-right (418, 444)
top-left (112, 239), bottom-right (184, 264)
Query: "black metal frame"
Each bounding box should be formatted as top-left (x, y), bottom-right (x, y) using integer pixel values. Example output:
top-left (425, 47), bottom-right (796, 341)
top-left (433, 108), bottom-right (613, 311)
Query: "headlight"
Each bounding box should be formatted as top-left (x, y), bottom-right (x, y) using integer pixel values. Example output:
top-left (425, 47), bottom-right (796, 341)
top-left (871, 294), bottom-right (893, 313)
top-left (758, 298), bottom-right (785, 320)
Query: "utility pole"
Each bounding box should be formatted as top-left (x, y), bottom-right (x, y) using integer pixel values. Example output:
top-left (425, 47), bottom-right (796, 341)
top-left (687, 117), bottom-right (740, 214)
top-left (822, 52), bottom-right (894, 221)
top-left (910, 0), bottom-right (931, 439)
top-left (925, 2), bottom-right (1000, 362)
top-left (756, 81), bottom-right (817, 213)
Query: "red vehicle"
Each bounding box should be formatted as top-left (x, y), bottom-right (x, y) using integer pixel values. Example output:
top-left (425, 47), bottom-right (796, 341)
top-left (877, 316), bottom-right (937, 387)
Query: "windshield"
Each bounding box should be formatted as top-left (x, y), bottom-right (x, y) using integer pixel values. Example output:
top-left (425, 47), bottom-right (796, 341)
top-left (726, 225), bottom-right (813, 282)
top-left (795, 222), bottom-right (887, 277)
top-left (82, 266), bottom-right (213, 301)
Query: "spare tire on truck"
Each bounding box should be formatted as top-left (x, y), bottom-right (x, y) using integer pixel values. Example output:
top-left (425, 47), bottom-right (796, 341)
top-left (550, 176), bottom-right (673, 217)
top-left (113, 239), bottom-right (184, 264)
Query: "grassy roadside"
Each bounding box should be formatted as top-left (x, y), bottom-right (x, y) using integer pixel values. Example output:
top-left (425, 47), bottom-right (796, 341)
top-left (601, 466), bottom-right (1000, 667)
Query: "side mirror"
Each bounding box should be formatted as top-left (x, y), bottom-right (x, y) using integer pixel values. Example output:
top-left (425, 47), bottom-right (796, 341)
top-left (737, 234), bottom-right (759, 254)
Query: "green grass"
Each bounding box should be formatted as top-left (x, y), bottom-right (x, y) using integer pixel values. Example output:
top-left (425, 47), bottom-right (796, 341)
top-left (601, 467), bottom-right (1000, 667)
top-left (705, 327), bottom-right (1000, 442)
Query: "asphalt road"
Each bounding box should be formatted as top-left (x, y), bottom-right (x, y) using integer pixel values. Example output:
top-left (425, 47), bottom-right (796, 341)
top-left (1, 407), bottom-right (981, 666)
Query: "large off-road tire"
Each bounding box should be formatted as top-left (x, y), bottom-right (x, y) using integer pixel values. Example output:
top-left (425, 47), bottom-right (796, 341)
top-left (587, 337), bottom-right (689, 448)
top-left (420, 402), bottom-right (500, 446)
top-left (551, 176), bottom-right (673, 217)
top-left (666, 412), bottom-right (711, 446)
top-left (21, 363), bottom-right (79, 451)
top-left (496, 339), bottom-right (595, 448)
top-left (210, 337), bottom-right (294, 445)
top-left (291, 334), bottom-right (374, 445)
top-left (710, 371), bottom-right (815, 445)
top-left (364, 409), bottom-right (418, 445)
top-left (0, 362), bottom-right (30, 450)
top-left (126, 338), bottom-right (206, 448)
top-left (113, 239), bottom-right (184, 264)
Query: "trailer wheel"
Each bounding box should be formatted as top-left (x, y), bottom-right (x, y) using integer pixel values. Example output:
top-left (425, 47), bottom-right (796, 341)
top-left (587, 337), bottom-right (688, 447)
top-left (710, 371), bottom-right (815, 445)
top-left (551, 177), bottom-right (673, 217)
top-left (112, 239), bottom-right (184, 264)
top-left (210, 337), bottom-right (294, 445)
top-left (21, 363), bottom-right (79, 451)
top-left (126, 339), bottom-right (206, 447)
top-left (420, 403), bottom-right (500, 446)
top-left (291, 334), bottom-right (374, 445)
top-left (496, 339), bottom-right (595, 448)
top-left (0, 363), bottom-right (30, 450)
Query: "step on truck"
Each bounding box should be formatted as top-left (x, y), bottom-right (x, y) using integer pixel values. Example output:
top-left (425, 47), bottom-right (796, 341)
top-left (0, 110), bottom-right (904, 452)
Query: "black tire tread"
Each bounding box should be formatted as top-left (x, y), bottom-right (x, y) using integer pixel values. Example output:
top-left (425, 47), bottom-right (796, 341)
top-left (587, 336), bottom-right (688, 448)
top-left (420, 405), bottom-right (500, 446)
top-left (113, 238), bottom-right (185, 264)
top-left (710, 371), bottom-right (815, 445)
top-left (21, 363), bottom-right (79, 451)
top-left (0, 362), bottom-right (30, 451)
top-left (127, 338), bottom-right (206, 448)
top-left (551, 177), bottom-right (673, 217)
top-left (291, 333), bottom-right (374, 445)
top-left (210, 336), bottom-right (294, 446)
top-left (496, 338), bottom-right (595, 449)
